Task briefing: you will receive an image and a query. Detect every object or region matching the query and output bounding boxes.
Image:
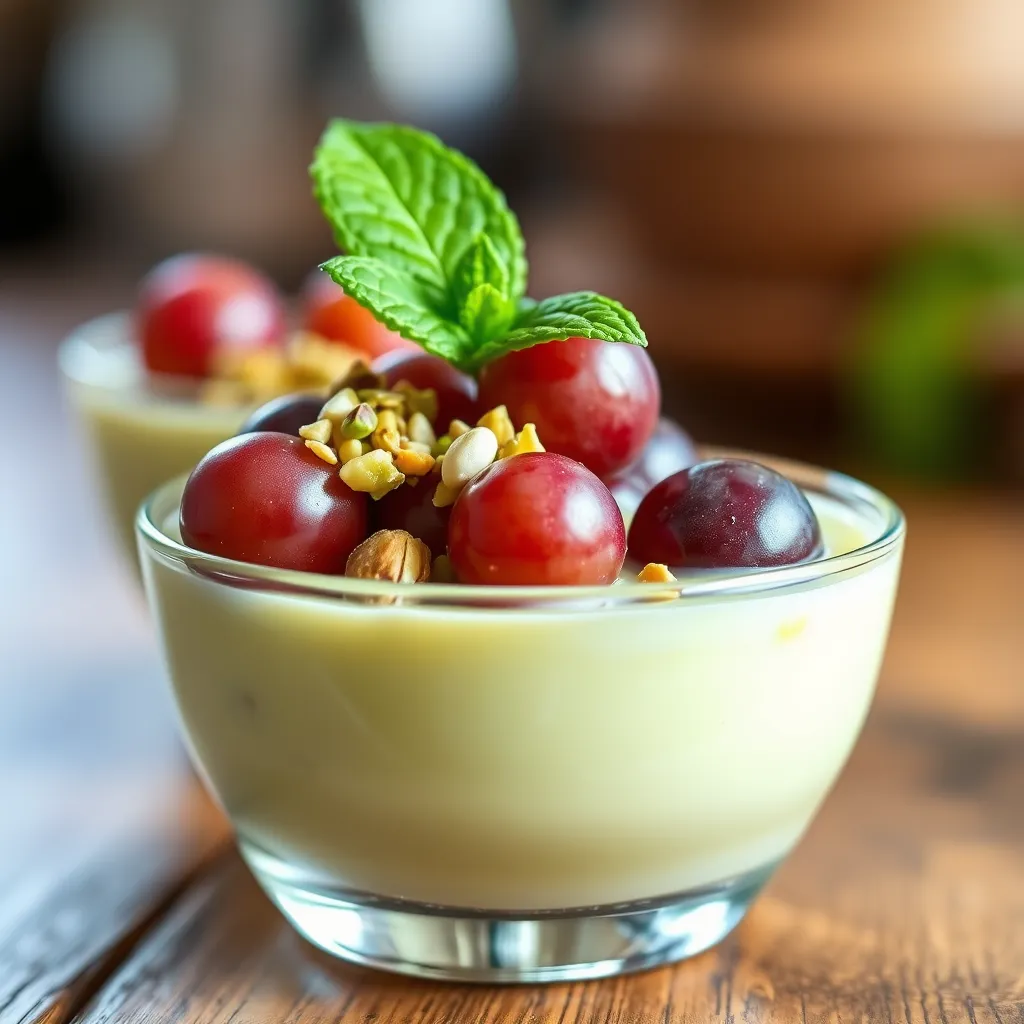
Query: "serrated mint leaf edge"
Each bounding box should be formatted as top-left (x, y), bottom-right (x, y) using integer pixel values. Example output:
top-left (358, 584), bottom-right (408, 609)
top-left (321, 255), bottom-right (472, 366)
top-left (464, 291), bottom-right (647, 371)
top-left (312, 120), bottom-right (527, 308)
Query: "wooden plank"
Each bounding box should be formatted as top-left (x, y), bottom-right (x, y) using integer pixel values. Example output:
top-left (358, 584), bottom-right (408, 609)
top-left (0, 789), bottom-right (227, 1024)
top-left (73, 702), bottom-right (1024, 1024)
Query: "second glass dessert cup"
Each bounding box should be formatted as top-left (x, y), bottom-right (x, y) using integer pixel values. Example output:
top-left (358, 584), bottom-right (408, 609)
top-left (60, 312), bottom-right (255, 566)
top-left (137, 455), bottom-right (904, 983)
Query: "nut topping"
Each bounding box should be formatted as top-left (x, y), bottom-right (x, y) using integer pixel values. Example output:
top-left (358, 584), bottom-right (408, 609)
top-left (637, 563), bottom-right (676, 583)
top-left (298, 418), bottom-right (333, 444)
top-left (345, 529), bottom-right (431, 583)
top-left (339, 448), bottom-right (405, 499)
top-left (441, 427), bottom-right (499, 490)
top-left (499, 422), bottom-right (545, 459)
top-left (340, 402), bottom-right (378, 440)
top-left (304, 439), bottom-right (338, 465)
top-left (477, 405), bottom-right (515, 447)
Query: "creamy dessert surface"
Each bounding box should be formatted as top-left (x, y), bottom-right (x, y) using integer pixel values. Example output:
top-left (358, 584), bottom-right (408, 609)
top-left (142, 493), bottom-right (902, 911)
top-left (63, 315), bottom-right (250, 561)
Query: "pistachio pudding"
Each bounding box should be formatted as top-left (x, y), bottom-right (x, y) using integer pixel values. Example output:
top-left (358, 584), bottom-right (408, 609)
top-left (60, 256), bottom-right (414, 566)
top-left (136, 119), bottom-right (904, 983)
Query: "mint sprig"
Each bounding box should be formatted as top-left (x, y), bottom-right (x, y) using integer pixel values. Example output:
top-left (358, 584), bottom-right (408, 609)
top-left (311, 120), bottom-right (646, 374)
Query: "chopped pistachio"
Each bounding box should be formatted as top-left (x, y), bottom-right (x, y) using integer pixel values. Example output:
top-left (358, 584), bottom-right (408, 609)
top-left (407, 411), bottom-right (436, 447)
top-left (394, 380), bottom-right (439, 424)
top-left (340, 402), bottom-right (378, 440)
top-left (477, 405), bottom-right (515, 446)
top-left (337, 438), bottom-right (364, 464)
top-left (339, 449), bottom-right (405, 499)
top-left (305, 439), bottom-right (338, 465)
top-left (499, 422), bottom-right (545, 459)
top-left (320, 387), bottom-right (359, 424)
top-left (298, 418), bottom-right (333, 444)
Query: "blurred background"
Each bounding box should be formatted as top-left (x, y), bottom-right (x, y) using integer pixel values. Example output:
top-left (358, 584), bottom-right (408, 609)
top-left (1, 0), bottom-right (1023, 876)
top-left (3, 0), bottom-right (1024, 481)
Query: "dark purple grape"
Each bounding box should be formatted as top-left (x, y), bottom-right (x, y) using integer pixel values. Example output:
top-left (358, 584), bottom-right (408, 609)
top-left (608, 417), bottom-right (697, 511)
top-left (627, 459), bottom-right (822, 569)
top-left (239, 393), bottom-right (324, 436)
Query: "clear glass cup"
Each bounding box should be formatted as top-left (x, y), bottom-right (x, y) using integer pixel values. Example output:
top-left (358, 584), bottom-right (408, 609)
top-left (60, 312), bottom-right (251, 565)
top-left (137, 454), bottom-right (904, 983)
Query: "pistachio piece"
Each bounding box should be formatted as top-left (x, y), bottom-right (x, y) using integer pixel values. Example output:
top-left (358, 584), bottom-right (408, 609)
top-left (371, 408), bottom-right (402, 455)
top-left (394, 447), bottom-right (436, 477)
top-left (339, 449), bottom-right (405, 499)
top-left (393, 380), bottom-right (439, 424)
top-left (298, 418), bottom-right (333, 444)
top-left (477, 405), bottom-right (515, 447)
top-left (637, 563), bottom-right (676, 583)
top-left (337, 438), bottom-right (364, 464)
top-left (305, 439), bottom-right (338, 465)
top-left (432, 554), bottom-right (457, 583)
top-left (499, 422), bottom-right (545, 459)
top-left (406, 411), bottom-right (436, 447)
top-left (432, 480), bottom-right (459, 508)
top-left (340, 402), bottom-right (378, 440)
top-left (320, 387), bottom-right (359, 424)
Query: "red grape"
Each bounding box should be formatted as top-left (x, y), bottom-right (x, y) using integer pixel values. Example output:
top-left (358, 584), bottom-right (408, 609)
top-left (477, 337), bottom-right (660, 478)
top-left (374, 350), bottom-right (480, 427)
top-left (302, 270), bottom-right (417, 359)
top-left (180, 432), bottom-right (367, 572)
top-left (238, 393), bottom-right (324, 436)
top-left (627, 459), bottom-right (823, 569)
top-left (448, 452), bottom-right (626, 585)
top-left (138, 254), bottom-right (286, 378)
top-left (608, 418), bottom-right (698, 512)
top-left (373, 479), bottom-right (451, 557)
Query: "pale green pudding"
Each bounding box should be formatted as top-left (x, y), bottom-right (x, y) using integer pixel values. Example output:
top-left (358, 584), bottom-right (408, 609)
top-left (61, 313), bottom-right (251, 563)
top-left (138, 462), bottom-right (903, 913)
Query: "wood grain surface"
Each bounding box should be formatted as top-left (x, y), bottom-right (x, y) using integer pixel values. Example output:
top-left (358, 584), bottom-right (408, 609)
top-left (2, 268), bottom-right (1022, 1023)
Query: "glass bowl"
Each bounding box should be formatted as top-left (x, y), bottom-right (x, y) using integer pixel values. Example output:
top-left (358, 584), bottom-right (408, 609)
top-left (60, 312), bottom-right (253, 565)
top-left (136, 454), bottom-right (904, 983)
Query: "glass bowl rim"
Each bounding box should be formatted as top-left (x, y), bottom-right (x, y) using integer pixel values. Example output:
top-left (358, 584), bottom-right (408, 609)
top-left (59, 310), bottom-right (251, 406)
top-left (136, 451), bottom-right (905, 608)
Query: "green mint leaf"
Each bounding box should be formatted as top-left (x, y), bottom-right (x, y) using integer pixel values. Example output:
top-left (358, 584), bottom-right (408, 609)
top-left (466, 291), bottom-right (647, 371)
top-left (459, 283), bottom-right (517, 344)
top-left (453, 234), bottom-right (510, 308)
top-left (321, 256), bottom-right (471, 366)
top-left (311, 120), bottom-right (526, 314)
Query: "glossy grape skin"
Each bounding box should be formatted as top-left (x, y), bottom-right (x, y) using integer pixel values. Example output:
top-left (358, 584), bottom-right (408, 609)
top-left (477, 337), bottom-right (660, 479)
top-left (374, 350), bottom-right (480, 427)
top-left (138, 254), bottom-right (286, 378)
top-left (608, 418), bottom-right (698, 513)
top-left (302, 270), bottom-right (417, 359)
top-left (180, 432), bottom-right (368, 572)
top-left (448, 452), bottom-right (626, 585)
top-left (373, 480), bottom-right (451, 557)
top-left (238, 393), bottom-right (324, 436)
top-left (627, 459), bottom-right (823, 569)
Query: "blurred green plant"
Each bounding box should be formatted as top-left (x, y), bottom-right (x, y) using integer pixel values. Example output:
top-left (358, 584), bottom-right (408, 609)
top-left (849, 220), bottom-right (1024, 479)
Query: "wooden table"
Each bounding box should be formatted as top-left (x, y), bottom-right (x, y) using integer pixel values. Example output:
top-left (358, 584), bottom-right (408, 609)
top-left (3, 271), bottom-right (1023, 1023)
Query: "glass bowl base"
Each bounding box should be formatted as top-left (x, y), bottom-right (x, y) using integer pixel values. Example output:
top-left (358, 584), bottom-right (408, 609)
top-left (241, 839), bottom-right (776, 983)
